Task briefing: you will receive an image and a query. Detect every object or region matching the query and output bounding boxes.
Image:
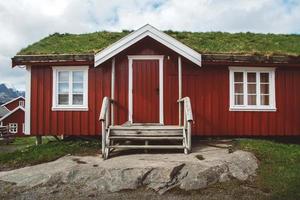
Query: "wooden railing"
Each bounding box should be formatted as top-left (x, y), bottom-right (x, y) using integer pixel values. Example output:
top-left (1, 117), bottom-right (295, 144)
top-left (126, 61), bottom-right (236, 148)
top-left (99, 96), bottom-right (114, 156)
top-left (178, 97), bottom-right (193, 153)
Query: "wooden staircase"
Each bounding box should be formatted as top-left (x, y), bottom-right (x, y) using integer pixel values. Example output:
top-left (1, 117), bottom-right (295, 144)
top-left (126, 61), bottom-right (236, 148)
top-left (99, 97), bottom-right (193, 160)
top-left (108, 125), bottom-right (185, 149)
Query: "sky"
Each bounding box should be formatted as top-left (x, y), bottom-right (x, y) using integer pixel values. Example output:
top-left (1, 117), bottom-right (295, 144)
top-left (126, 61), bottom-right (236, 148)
top-left (0, 0), bottom-right (300, 90)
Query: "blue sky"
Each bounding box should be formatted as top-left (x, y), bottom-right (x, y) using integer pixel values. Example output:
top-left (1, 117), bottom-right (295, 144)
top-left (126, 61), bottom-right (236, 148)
top-left (0, 0), bottom-right (299, 90)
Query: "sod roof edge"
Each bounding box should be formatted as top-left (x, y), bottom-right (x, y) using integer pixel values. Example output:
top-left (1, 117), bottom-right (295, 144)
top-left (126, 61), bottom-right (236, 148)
top-left (12, 53), bottom-right (300, 67)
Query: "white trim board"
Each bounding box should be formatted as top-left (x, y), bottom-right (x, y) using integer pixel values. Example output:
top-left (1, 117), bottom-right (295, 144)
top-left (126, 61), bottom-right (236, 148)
top-left (95, 24), bottom-right (202, 67)
top-left (25, 66), bottom-right (31, 135)
top-left (128, 55), bottom-right (164, 124)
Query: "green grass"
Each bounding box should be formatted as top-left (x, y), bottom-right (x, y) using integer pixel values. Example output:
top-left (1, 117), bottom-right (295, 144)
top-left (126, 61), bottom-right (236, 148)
top-left (12, 136), bottom-right (54, 146)
top-left (17, 31), bottom-right (300, 56)
top-left (0, 138), bottom-right (101, 171)
top-left (238, 139), bottom-right (300, 200)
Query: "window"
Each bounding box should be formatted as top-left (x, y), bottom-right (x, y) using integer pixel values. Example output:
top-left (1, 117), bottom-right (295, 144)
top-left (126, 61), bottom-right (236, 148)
top-left (229, 67), bottom-right (276, 111)
top-left (22, 123), bottom-right (25, 134)
top-left (19, 100), bottom-right (25, 107)
top-left (52, 66), bottom-right (88, 111)
top-left (9, 123), bottom-right (18, 134)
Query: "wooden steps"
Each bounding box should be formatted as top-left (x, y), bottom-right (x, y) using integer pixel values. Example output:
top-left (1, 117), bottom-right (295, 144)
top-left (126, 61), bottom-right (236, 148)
top-left (109, 145), bottom-right (185, 149)
top-left (109, 136), bottom-right (184, 140)
top-left (105, 125), bottom-right (186, 153)
top-left (99, 96), bottom-right (193, 160)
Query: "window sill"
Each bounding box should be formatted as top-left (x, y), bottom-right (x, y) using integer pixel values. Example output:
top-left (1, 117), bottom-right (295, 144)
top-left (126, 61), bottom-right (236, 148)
top-left (52, 107), bottom-right (88, 111)
top-left (229, 107), bottom-right (277, 112)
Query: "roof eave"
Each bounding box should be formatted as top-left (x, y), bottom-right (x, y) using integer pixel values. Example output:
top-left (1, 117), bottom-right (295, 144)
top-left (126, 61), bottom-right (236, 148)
top-left (12, 54), bottom-right (94, 67)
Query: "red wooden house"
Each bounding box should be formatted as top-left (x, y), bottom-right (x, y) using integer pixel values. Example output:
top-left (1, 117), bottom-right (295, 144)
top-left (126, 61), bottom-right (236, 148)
top-left (12, 25), bottom-right (300, 158)
top-left (0, 96), bottom-right (25, 136)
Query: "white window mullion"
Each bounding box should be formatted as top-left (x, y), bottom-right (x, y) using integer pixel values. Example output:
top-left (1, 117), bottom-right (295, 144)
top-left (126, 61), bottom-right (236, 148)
top-left (257, 72), bottom-right (261, 106)
top-left (244, 72), bottom-right (247, 106)
top-left (56, 71), bottom-right (59, 107)
top-left (69, 71), bottom-right (73, 106)
top-left (270, 72), bottom-right (274, 107)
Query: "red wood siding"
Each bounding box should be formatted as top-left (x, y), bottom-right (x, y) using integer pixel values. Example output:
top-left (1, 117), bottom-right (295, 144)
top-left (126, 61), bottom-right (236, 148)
top-left (182, 62), bottom-right (300, 136)
top-left (4, 98), bottom-right (24, 111)
top-left (29, 37), bottom-right (300, 136)
top-left (2, 109), bottom-right (24, 136)
top-left (30, 62), bottom-right (111, 136)
top-left (132, 60), bottom-right (159, 123)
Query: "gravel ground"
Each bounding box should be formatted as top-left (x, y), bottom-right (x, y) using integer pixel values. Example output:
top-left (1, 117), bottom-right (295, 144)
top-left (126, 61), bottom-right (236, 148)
top-left (0, 179), bottom-right (270, 200)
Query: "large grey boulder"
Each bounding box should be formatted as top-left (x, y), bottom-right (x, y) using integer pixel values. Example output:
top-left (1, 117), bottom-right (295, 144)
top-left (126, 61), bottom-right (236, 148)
top-left (0, 146), bottom-right (258, 194)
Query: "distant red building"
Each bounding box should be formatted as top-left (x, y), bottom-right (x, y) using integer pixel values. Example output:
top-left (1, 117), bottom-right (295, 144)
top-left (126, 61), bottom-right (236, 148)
top-left (0, 96), bottom-right (25, 136)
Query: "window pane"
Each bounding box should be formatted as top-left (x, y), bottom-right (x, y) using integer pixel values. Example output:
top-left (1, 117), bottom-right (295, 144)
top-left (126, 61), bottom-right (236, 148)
top-left (234, 72), bottom-right (243, 82)
top-left (247, 84), bottom-right (256, 94)
top-left (58, 71), bottom-right (69, 82)
top-left (73, 71), bottom-right (84, 82)
top-left (58, 83), bottom-right (69, 93)
top-left (73, 94), bottom-right (83, 105)
top-left (260, 73), bottom-right (269, 83)
top-left (234, 95), bottom-right (244, 105)
top-left (58, 94), bottom-right (69, 105)
top-left (261, 95), bottom-right (270, 105)
top-left (247, 73), bottom-right (256, 83)
top-left (234, 83), bottom-right (243, 93)
top-left (260, 84), bottom-right (269, 94)
top-left (73, 83), bottom-right (83, 93)
top-left (248, 95), bottom-right (257, 105)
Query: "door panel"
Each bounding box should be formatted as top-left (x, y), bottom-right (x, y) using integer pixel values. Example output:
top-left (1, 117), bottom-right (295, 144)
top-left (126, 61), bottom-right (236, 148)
top-left (132, 60), bottom-right (159, 123)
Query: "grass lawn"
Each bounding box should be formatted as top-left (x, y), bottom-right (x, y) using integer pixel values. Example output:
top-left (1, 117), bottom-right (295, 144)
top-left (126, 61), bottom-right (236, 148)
top-left (238, 139), bottom-right (300, 200)
top-left (0, 137), bottom-right (101, 171)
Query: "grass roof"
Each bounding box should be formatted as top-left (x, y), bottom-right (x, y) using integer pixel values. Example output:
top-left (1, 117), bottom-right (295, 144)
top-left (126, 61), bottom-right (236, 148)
top-left (17, 31), bottom-right (300, 56)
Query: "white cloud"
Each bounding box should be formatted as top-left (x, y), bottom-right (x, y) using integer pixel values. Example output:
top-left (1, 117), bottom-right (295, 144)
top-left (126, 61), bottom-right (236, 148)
top-left (0, 0), bottom-right (299, 90)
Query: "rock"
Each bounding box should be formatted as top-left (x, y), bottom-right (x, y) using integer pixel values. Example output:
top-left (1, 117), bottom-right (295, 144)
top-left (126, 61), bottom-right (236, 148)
top-left (0, 146), bottom-right (258, 194)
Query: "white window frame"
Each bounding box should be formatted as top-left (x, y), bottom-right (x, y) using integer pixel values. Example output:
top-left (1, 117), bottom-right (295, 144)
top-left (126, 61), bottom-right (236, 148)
top-left (52, 66), bottom-right (89, 111)
top-left (229, 67), bottom-right (276, 111)
top-left (9, 123), bottom-right (18, 134)
top-left (19, 100), bottom-right (25, 107)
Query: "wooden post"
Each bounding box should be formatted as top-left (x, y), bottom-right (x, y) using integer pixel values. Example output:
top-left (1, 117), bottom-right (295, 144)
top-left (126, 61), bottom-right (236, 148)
top-left (187, 121), bottom-right (192, 152)
top-left (111, 58), bottom-right (115, 126)
top-left (36, 136), bottom-right (42, 145)
top-left (101, 121), bottom-right (106, 157)
top-left (178, 56), bottom-right (182, 126)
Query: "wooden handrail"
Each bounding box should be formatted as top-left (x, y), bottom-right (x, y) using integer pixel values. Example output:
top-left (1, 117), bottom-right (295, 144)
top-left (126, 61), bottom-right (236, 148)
top-left (99, 97), bottom-right (111, 121)
top-left (178, 97), bottom-right (193, 122)
top-left (178, 96), bottom-right (193, 153)
top-left (99, 96), bottom-right (114, 158)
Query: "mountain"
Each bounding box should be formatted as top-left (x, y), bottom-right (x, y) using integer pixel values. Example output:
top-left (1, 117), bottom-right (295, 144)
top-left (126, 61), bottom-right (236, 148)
top-left (0, 84), bottom-right (25, 105)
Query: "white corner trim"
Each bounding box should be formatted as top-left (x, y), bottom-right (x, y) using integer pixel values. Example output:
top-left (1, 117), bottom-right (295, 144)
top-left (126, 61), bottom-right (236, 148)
top-left (95, 24), bottom-right (202, 67)
top-left (111, 58), bottom-right (115, 125)
top-left (25, 66), bottom-right (31, 135)
top-left (52, 66), bottom-right (89, 111)
top-left (229, 66), bottom-right (276, 112)
top-left (1, 96), bottom-right (25, 108)
top-left (128, 55), bottom-right (164, 124)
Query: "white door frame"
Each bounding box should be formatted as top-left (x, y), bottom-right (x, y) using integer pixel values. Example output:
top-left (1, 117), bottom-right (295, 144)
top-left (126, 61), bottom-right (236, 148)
top-left (128, 55), bottom-right (164, 124)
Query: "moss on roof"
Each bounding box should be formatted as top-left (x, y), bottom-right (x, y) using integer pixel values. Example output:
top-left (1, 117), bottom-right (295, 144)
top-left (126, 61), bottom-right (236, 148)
top-left (17, 31), bottom-right (300, 56)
